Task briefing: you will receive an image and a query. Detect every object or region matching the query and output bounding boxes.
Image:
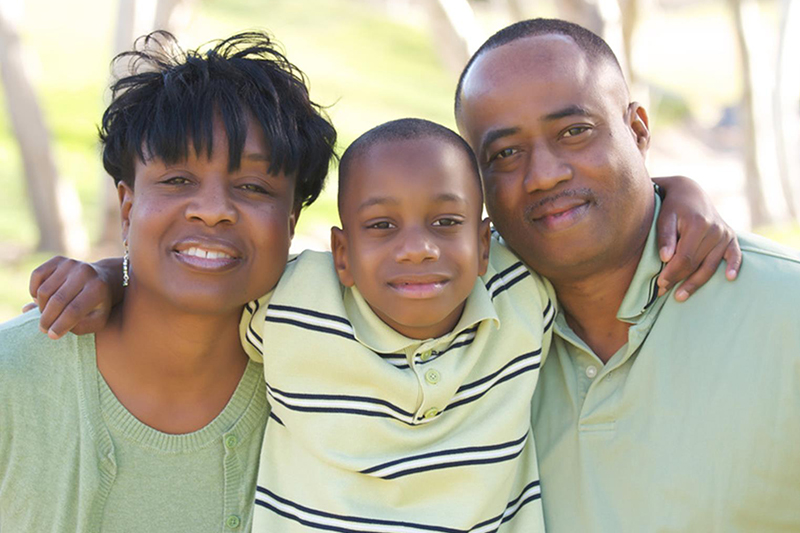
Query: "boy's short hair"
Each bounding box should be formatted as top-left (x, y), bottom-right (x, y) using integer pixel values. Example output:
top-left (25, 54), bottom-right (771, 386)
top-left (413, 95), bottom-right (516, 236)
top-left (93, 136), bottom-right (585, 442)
top-left (101, 31), bottom-right (337, 209)
top-left (454, 18), bottom-right (624, 114)
top-left (338, 118), bottom-right (481, 213)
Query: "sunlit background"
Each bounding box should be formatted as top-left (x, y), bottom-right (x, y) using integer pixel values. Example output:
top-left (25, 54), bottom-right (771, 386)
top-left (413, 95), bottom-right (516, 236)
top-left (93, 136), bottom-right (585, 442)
top-left (1, 0), bottom-right (798, 321)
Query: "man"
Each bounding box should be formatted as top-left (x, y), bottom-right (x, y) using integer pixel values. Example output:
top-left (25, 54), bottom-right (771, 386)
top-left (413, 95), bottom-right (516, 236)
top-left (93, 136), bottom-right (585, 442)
top-left (455, 18), bottom-right (800, 532)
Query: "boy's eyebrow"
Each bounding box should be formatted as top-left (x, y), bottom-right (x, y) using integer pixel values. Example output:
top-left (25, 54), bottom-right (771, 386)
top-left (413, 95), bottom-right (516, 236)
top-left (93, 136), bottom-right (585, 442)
top-left (433, 193), bottom-right (468, 204)
top-left (242, 151), bottom-right (270, 162)
top-left (357, 196), bottom-right (400, 212)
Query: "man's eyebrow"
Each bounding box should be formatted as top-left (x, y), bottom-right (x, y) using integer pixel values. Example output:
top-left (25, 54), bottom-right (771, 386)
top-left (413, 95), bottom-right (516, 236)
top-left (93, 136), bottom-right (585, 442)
top-left (543, 105), bottom-right (592, 122)
top-left (479, 127), bottom-right (519, 160)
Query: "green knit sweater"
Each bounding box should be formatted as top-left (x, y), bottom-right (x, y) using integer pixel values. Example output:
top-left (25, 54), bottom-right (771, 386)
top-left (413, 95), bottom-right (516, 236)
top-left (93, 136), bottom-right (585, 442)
top-left (0, 311), bottom-right (267, 532)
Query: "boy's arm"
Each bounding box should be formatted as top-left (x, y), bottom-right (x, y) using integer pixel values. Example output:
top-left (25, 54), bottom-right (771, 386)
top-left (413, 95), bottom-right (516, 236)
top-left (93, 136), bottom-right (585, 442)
top-left (28, 256), bottom-right (122, 339)
top-left (654, 176), bottom-right (741, 301)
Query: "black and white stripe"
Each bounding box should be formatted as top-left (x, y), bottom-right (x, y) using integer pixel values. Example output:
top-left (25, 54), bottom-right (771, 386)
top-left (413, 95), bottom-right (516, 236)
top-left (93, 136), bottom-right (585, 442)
top-left (378, 325), bottom-right (481, 369)
top-left (255, 480), bottom-right (541, 533)
top-left (265, 304), bottom-right (356, 341)
top-left (485, 262), bottom-right (530, 300)
top-left (267, 383), bottom-right (417, 425)
top-left (244, 299), bottom-right (265, 356)
top-left (360, 433), bottom-right (529, 480)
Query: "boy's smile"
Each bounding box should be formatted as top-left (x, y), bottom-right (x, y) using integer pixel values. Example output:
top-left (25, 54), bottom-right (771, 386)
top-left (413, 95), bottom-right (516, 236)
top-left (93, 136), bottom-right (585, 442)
top-left (332, 137), bottom-right (490, 340)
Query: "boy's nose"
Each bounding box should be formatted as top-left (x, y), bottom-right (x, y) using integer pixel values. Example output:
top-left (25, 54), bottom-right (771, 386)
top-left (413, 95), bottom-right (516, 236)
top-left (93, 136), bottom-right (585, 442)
top-left (396, 228), bottom-right (439, 264)
top-left (185, 180), bottom-right (239, 226)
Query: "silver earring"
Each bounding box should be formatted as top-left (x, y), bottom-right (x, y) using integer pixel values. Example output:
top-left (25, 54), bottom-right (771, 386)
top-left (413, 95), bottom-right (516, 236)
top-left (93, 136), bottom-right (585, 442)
top-left (122, 240), bottom-right (130, 288)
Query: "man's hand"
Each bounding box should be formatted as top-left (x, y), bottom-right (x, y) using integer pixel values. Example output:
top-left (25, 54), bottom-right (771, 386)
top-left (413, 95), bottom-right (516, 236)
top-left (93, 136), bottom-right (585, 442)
top-left (28, 256), bottom-right (123, 339)
top-left (654, 176), bottom-right (741, 301)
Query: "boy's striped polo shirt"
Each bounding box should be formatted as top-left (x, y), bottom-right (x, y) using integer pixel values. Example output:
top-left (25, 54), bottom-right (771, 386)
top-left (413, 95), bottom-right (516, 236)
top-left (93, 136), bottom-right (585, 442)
top-left (240, 240), bottom-right (555, 533)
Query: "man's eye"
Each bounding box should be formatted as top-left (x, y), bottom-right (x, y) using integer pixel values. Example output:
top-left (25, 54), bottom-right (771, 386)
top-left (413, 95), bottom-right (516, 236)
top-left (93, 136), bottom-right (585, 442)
top-left (562, 126), bottom-right (590, 138)
top-left (489, 147), bottom-right (516, 162)
top-left (433, 218), bottom-right (462, 227)
top-left (367, 221), bottom-right (394, 230)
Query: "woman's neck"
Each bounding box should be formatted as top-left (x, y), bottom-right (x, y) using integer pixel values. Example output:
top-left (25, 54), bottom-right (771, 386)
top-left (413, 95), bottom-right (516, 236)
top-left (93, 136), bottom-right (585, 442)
top-left (95, 291), bottom-right (249, 434)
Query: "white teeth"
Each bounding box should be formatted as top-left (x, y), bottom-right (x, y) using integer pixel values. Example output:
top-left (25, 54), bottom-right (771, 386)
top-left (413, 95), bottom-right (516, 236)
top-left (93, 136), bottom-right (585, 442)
top-left (182, 247), bottom-right (233, 260)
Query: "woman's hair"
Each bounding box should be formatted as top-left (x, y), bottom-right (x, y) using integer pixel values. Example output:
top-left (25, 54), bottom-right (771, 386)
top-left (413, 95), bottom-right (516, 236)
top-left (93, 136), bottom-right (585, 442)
top-left (100, 31), bottom-right (337, 209)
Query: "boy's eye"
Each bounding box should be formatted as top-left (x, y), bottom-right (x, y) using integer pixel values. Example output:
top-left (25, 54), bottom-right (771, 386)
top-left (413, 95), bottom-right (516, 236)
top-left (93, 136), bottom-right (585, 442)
top-left (432, 217), bottom-right (462, 227)
top-left (162, 176), bottom-right (191, 185)
top-left (367, 221), bottom-right (395, 230)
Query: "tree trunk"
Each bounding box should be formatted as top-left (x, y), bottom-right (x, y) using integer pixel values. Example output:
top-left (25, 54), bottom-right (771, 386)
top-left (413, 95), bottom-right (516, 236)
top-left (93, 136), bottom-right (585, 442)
top-left (0, 2), bottom-right (88, 254)
top-left (728, 0), bottom-right (786, 227)
top-left (426, 0), bottom-right (483, 75)
top-left (773, 0), bottom-right (800, 221)
top-left (98, 0), bottom-right (197, 247)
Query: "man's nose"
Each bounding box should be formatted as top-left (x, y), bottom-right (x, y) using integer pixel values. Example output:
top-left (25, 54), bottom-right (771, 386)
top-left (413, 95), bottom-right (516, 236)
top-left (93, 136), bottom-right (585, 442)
top-left (396, 226), bottom-right (440, 264)
top-left (185, 179), bottom-right (239, 226)
top-left (523, 144), bottom-right (571, 193)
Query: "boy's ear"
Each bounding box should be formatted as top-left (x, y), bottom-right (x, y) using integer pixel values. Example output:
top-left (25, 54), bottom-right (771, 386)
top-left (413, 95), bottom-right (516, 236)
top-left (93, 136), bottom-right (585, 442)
top-left (477, 217), bottom-right (491, 277)
top-left (330, 227), bottom-right (355, 287)
top-left (117, 181), bottom-right (134, 242)
top-left (288, 205), bottom-right (301, 240)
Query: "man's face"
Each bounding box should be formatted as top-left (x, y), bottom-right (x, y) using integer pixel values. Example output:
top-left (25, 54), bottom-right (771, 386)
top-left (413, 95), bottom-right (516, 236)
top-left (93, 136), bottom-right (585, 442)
top-left (332, 138), bottom-right (490, 340)
top-left (456, 34), bottom-right (654, 282)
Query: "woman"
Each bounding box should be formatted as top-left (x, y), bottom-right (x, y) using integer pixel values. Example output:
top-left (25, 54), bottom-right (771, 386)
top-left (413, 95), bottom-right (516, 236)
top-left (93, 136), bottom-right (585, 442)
top-left (0, 31), bottom-right (335, 532)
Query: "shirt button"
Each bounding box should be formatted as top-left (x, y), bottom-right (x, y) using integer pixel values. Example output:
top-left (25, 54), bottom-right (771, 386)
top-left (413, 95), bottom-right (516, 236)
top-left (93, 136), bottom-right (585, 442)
top-left (425, 369), bottom-right (441, 384)
top-left (224, 435), bottom-right (238, 449)
top-left (585, 365), bottom-right (598, 379)
top-left (420, 350), bottom-right (433, 362)
top-left (226, 514), bottom-right (241, 529)
top-left (423, 407), bottom-right (439, 419)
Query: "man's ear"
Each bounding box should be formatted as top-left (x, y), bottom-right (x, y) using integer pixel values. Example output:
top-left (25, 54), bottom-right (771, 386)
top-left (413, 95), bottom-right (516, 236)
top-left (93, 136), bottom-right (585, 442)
top-left (628, 102), bottom-right (650, 155)
top-left (477, 217), bottom-right (492, 277)
top-left (330, 227), bottom-right (355, 287)
top-left (117, 181), bottom-right (134, 242)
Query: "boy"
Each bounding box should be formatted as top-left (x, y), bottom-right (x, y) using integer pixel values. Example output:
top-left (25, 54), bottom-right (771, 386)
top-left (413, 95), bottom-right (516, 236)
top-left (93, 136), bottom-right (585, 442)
top-left (243, 118), bottom-right (552, 531)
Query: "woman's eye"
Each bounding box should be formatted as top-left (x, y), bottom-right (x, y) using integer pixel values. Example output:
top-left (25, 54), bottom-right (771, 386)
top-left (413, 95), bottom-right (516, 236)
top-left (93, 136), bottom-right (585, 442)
top-left (433, 218), bottom-right (462, 227)
top-left (240, 183), bottom-right (268, 194)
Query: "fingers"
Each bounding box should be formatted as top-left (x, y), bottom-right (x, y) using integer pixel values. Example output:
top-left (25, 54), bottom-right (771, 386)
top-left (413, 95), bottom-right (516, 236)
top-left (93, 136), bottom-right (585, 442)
top-left (672, 237), bottom-right (728, 302)
top-left (723, 238), bottom-right (742, 281)
top-left (656, 214), bottom-right (708, 295)
top-left (29, 256), bottom-right (67, 302)
top-left (45, 287), bottom-right (108, 339)
top-left (22, 301), bottom-right (38, 313)
top-left (656, 211), bottom-right (678, 263)
top-left (32, 260), bottom-right (106, 339)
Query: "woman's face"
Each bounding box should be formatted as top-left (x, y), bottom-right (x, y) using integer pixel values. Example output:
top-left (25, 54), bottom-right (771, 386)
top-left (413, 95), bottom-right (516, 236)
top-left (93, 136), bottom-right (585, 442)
top-left (120, 117), bottom-right (297, 316)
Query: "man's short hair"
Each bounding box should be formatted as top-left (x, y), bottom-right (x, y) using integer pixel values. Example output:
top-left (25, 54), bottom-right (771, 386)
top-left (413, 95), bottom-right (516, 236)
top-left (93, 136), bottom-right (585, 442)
top-left (101, 31), bottom-right (337, 209)
top-left (454, 18), bottom-right (624, 114)
top-left (338, 118), bottom-right (481, 213)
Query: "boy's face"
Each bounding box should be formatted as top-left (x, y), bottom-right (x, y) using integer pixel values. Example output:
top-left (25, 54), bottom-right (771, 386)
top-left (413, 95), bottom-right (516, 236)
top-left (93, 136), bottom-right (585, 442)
top-left (120, 116), bottom-right (298, 316)
top-left (332, 138), bottom-right (490, 340)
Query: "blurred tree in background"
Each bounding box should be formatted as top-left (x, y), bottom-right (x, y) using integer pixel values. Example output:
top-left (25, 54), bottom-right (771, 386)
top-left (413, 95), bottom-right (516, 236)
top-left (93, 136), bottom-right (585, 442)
top-left (0, 0), bottom-right (798, 321)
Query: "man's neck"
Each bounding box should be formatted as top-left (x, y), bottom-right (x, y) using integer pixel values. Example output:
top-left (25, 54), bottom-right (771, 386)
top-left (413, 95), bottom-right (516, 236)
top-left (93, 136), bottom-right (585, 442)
top-left (95, 291), bottom-right (248, 434)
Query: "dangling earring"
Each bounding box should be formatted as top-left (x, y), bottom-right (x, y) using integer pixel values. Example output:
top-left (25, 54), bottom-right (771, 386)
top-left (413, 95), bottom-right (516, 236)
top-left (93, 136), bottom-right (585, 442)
top-left (122, 239), bottom-right (130, 288)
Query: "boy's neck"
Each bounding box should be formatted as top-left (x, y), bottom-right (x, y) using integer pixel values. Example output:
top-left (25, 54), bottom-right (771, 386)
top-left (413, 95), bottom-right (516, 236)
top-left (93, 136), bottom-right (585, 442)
top-left (95, 291), bottom-right (248, 434)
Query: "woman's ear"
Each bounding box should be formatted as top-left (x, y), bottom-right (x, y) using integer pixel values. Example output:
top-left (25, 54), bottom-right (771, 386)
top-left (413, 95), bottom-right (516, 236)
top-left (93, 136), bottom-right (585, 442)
top-left (477, 218), bottom-right (492, 277)
top-left (330, 227), bottom-right (355, 287)
top-left (117, 181), bottom-right (134, 242)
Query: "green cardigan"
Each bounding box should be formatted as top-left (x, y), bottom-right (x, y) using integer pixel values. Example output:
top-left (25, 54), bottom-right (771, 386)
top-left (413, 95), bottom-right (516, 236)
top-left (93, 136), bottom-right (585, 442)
top-left (0, 312), bottom-right (267, 532)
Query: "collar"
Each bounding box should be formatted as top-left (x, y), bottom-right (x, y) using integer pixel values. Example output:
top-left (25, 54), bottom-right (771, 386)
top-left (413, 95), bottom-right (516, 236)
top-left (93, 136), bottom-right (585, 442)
top-left (616, 193), bottom-right (666, 324)
top-left (343, 280), bottom-right (500, 355)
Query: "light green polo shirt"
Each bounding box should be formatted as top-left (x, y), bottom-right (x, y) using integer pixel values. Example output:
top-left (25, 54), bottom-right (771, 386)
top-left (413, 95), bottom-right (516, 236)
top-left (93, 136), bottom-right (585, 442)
top-left (531, 199), bottom-right (800, 532)
top-left (241, 242), bottom-right (555, 532)
top-left (0, 311), bottom-right (267, 532)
